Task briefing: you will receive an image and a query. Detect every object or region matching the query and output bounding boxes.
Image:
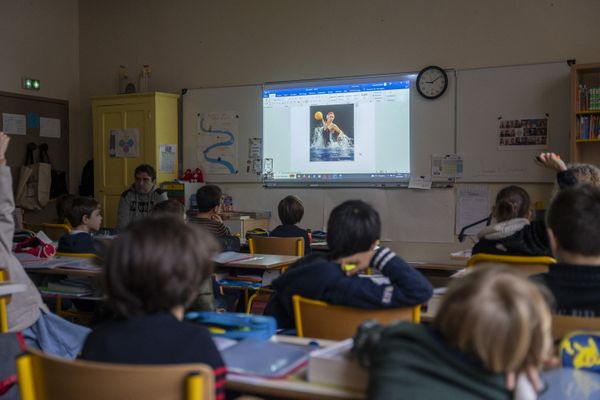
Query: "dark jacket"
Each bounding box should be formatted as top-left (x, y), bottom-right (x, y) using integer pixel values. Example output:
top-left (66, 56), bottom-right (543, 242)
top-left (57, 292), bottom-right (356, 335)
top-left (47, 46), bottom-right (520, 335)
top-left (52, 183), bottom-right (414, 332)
top-left (270, 224), bottom-right (311, 255)
top-left (80, 313), bottom-right (226, 400)
top-left (557, 169), bottom-right (578, 189)
top-left (362, 322), bottom-right (512, 400)
top-left (264, 247), bottom-right (433, 329)
top-left (57, 232), bottom-right (95, 254)
top-left (472, 218), bottom-right (551, 257)
top-left (532, 263), bottom-right (600, 317)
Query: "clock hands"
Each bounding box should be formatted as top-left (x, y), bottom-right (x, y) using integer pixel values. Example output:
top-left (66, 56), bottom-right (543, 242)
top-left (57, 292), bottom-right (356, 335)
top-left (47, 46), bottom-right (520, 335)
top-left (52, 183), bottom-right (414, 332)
top-left (426, 76), bottom-right (442, 84)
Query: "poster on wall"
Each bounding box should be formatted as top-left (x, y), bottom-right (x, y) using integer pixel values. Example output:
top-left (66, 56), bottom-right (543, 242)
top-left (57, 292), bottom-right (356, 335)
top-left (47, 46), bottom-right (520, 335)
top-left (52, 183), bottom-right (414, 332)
top-left (196, 111), bottom-right (239, 174)
top-left (432, 154), bottom-right (464, 178)
top-left (498, 117), bottom-right (548, 150)
top-left (110, 128), bottom-right (140, 157)
top-left (159, 144), bottom-right (177, 173)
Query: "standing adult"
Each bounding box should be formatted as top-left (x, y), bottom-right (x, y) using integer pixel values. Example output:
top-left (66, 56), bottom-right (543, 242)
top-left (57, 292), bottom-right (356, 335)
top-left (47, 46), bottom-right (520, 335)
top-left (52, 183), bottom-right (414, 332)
top-left (116, 164), bottom-right (167, 230)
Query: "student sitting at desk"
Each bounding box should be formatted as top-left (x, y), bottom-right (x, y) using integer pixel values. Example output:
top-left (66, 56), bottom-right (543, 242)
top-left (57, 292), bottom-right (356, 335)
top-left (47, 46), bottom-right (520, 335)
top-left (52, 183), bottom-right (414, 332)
top-left (270, 195), bottom-right (311, 255)
top-left (116, 164), bottom-right (168, 230)
top-left (264, 200), bottom-right (433, 330)
top-left (356, 266), bottom-right (553, 400)
top-left (533, 184), bottom-right (600, 316)
top-left (80, 216), bottom-right (226, 399)
top-left (191, 184), bottom-right (231, 238)
top-left (472, 185), bottom-right (551, 257)
top-left (57, 197), bottom-right (102, 253)
top-left (0, 132), bottom-right (90, 358)
top-left (152, 199), bottom-right (216, 311)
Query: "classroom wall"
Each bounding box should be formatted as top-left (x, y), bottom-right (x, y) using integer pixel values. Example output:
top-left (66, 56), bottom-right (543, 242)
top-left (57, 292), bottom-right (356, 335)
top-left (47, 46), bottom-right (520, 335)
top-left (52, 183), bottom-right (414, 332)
top-left (75, 0), bottom-right (600, 255)
top-left (0, 0), bottom-right (82, 192)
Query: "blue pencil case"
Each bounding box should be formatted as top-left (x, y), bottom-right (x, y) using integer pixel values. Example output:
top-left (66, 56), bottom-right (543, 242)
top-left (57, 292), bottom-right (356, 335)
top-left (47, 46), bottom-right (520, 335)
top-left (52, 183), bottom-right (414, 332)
top-left (185, 311), bottom-right (277, 340)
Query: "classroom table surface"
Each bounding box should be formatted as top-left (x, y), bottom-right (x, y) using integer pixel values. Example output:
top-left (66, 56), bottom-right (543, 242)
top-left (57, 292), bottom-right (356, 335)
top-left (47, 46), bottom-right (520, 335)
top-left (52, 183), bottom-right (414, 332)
top-left (217, 254), bottom-right (301, 270)
top-left (225, 334), bottom-right (600, 400)
top-left (225, 335), bottom-right (362, 400)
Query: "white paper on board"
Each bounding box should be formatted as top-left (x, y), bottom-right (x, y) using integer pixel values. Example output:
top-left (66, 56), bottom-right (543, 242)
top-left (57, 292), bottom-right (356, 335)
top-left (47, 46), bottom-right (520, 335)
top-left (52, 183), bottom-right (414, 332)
top-left (2, 113), bottom-right (26, 135)
top-left (40, 117), bottom-right (61, 138)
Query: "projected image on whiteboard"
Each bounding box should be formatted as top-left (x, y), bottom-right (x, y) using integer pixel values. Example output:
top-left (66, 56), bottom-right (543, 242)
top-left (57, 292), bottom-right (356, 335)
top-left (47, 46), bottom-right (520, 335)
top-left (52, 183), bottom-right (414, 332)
top-left (263, 77), bottom-right (411, 186)
top-left (310, 104), bottom-right (354, 162)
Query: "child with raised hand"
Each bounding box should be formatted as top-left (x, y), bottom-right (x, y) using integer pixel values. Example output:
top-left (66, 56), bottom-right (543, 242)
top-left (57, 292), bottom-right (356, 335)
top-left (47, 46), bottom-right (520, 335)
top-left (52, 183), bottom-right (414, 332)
top-left (270, 195), bottom-right (311, 255)
top-left (57, 196), bottom-right (102, 253)
top-left (355, 266), bottom-right (553, 400)
top-left (471, 185), bottom-right (551, 257)
top-left (264, 200), bottom-right (432, 330)
top-left (535, 152), bottom-right (600, 189)
top-left (80, 216), bottom-right (226, 399)
top-left (0, 132), bottom-right (90, 358)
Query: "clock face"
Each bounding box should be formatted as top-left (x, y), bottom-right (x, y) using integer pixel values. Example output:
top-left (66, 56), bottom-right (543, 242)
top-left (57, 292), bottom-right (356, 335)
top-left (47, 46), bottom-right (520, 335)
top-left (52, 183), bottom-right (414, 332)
top-left (416, 66), bottom-right (448, 99)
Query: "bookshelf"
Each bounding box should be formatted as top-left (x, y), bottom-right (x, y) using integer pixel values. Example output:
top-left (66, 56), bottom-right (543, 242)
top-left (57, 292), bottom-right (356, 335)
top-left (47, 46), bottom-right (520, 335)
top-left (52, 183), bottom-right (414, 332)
top-left (571, 63), bottom-right (600, 165)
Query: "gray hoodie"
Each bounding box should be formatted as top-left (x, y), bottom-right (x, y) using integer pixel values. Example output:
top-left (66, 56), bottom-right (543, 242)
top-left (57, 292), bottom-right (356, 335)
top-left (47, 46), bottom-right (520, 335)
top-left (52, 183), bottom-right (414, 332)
top-left (116, 185), bottom-right (168, 230)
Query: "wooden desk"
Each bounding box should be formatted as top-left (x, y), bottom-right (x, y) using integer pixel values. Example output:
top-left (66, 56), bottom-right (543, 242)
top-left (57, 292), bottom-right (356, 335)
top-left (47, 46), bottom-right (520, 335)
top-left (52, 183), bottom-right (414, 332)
top-left (410, 262), bottom-right (464, 288)
top-left (218, 254), bottom-right (300, 270)
top-left (225, 336), bottom-right (362, 400)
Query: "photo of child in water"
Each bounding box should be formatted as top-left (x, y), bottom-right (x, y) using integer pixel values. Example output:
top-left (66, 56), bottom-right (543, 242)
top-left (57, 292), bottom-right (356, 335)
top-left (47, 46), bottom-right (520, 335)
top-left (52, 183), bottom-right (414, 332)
top-left (310, 104), bottom-right (355, 162)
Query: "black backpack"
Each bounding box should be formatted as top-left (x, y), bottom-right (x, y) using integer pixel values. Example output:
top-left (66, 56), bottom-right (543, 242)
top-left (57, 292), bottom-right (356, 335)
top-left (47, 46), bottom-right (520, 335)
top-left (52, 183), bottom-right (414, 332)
top-left (79, 159), bottom-right (94, 196)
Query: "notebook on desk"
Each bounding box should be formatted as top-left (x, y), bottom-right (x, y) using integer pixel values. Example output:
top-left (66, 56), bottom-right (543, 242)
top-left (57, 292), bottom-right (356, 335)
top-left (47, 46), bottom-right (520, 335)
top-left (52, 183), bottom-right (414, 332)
top-left (222, 337), bottom-right (312, 378)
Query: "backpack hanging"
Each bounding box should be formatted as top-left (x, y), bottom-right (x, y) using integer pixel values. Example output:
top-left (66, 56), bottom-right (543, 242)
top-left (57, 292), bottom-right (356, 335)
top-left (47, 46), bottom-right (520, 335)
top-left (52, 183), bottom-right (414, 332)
top-left (15, 143), bottom-right (52, 210)
top-left (39, 143), bottom-right (68, 198)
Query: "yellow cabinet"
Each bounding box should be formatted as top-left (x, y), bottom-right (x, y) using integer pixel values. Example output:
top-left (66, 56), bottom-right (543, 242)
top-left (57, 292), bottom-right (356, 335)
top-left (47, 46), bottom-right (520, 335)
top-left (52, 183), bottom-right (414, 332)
top-left (92, 92), bottom-right (179, 228)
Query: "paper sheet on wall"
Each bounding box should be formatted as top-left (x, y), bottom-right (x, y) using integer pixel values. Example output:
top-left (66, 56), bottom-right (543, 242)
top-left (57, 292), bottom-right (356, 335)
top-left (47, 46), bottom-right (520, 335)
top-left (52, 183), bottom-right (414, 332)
top-left (498, 117), bottom-right (548, 150)
top-left (110, 128), bottom-right (140, 157)
top-left (432, 154), bottom-right (463, 178)
top-left (2, 113), bottom-right (26, 135)
top-left (408, 175), bottom-right (432, 190)
top-left (197, 111), bottom-right (239, 174)
top-left (40, 117), bottom-right (61, 138)
top-left (160, 144), bottom-right (177, 173)
top-left (456, 186), bottom-right (490, 235)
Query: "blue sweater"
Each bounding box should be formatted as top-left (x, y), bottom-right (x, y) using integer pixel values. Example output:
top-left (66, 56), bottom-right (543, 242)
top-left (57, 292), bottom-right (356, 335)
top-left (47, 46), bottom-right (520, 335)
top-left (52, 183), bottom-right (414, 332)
top-left (57, 232), bottom-right (95, 253)
top-left (264, 247), bottom-right (433, 329)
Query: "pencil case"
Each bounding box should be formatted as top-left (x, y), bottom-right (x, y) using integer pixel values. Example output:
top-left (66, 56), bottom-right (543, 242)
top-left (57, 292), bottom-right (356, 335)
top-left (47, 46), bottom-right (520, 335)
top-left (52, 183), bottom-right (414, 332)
top-left (185, 311), bottom-right (277, 340)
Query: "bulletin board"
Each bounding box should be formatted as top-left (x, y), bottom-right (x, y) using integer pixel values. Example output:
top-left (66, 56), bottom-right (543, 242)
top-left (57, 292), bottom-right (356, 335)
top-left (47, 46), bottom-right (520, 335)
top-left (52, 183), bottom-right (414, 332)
top-left (0, 91), bottom-right (69, 191)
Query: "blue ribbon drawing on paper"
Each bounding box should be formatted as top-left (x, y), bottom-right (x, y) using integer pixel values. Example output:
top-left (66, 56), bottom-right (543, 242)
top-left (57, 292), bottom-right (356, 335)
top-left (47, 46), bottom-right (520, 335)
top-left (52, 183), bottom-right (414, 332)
top-left (199, 116), bottom-right (237, 174)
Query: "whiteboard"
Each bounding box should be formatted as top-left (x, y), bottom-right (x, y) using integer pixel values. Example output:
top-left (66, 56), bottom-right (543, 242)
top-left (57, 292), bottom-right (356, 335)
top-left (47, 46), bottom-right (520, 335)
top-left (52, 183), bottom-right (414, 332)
top-left (456, 62), bottom-right (570, 182)
top-left (182, 85), bottom-right (263, 183)
top-left (182, 72), bottom-right (456, 183)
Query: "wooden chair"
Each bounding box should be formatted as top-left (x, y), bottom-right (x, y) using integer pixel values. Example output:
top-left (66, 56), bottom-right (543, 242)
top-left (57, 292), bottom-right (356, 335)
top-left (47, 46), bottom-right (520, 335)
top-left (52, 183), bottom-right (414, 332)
top-left (292, 294), bottom-right (421, 340)
top-left (0, 268), bottom-right (28, 333)
top-left (16, 348), bottom-right (215, 400)
top-left (248, 236), bottom-right (304, 257)
top-left (245, 236), bottom-right (304, 314)
top-left (467, 253), bottom-right (556, 276)
top-left (552, 314), bottom-right (600, 341)
top-left (41, 223), bottom-right (72, 241)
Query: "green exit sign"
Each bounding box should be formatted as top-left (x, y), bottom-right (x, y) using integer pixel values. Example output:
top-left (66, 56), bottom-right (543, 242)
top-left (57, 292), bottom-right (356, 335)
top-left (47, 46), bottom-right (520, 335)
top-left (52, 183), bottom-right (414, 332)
top-left (22, 77), bottom-right (40, 91)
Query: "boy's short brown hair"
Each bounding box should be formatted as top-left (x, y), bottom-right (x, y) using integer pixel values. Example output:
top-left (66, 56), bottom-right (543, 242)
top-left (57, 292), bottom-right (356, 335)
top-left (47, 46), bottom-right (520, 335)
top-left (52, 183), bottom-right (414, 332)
top-left (433, 266), bottom-right (552, 373)
top-left (100, 216), bottom-right (218, 318)
top-left (196, 184), bottom-right (222, 213)
top-left (278, 195), bottom-right (304, 225)
top-left (152, 199), bottom-right (185, 218)
top-left (64, 197), bottom-right (100, 227)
